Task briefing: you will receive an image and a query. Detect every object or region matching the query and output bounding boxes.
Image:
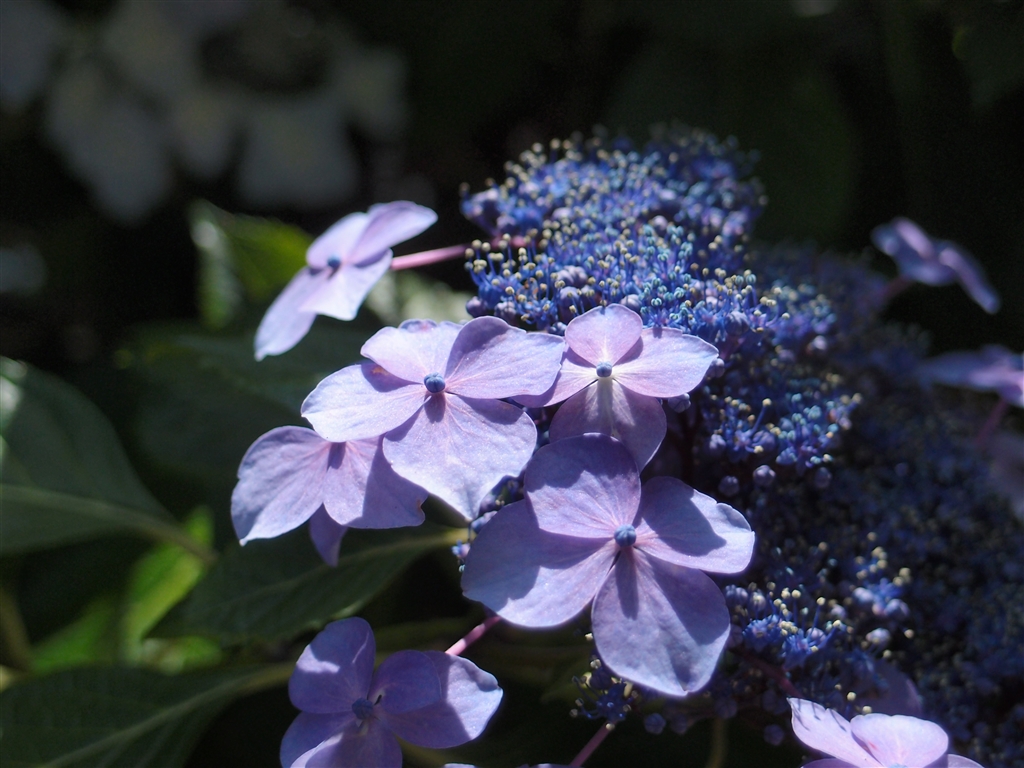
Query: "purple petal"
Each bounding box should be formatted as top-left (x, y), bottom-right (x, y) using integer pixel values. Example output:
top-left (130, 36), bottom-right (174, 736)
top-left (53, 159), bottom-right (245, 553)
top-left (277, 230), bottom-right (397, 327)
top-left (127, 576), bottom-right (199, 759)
top-left (231, 427), bottom-right (331, 544)
top-left (308, 506), bottom-right (347, 567)
top-left (635, 476), bottom-right (753, 574)
top-left (381, 652), bottom-right (502, 749)
top-left (302, 362), bottom-right (426, 443)
top-left (941, 757), bottom-right (985, 768)
top-left (937, 242), bottom-right (1000, 313)
top-left (360, 319), bottom-right (463, 384)
top-left (280, 712), bottom-right (401, 768)
top-left (369, 650), bottom-right (441, 715)
top-left (548, 381), bottom-right (667, 469)
top-left (871, 218), bottom-right (955, 286)
top-left (321, 437), bottom-right (426, 529)
top-left (592, 552), bottom-right (731, 697)
top-left (564, 304), bottom-right (643, 366)
top-left (917, 346), bottom-right (1024, 407)
top-left (801, 761), bottom-right (862, 768)
top-left (289, 618), bottom-right (375, 714)
top-left (789, 698), bottom-right (877, 768)
top-left (461, 500), bottom-right (614, 627)
top-left (612, 328), bottom-right (719, 397)
top-left (444, 316), bottom-right (565, 399)
top-left (254, 267), bottom-right (330, 360)
top-left (525, 433), bottom-right (640, 537)
top-left (383, 394), bottom-right (536, 520)
top-left (348, 201), bottom-right (438, 266)
top-left (515, 349), bottom-right (596, 408)
top-left (306, 211), bottom-right (370, 269)
top-left (850, 713), bottom-right (948, 767)
top-left (299, 255), bottom-right (393, 321)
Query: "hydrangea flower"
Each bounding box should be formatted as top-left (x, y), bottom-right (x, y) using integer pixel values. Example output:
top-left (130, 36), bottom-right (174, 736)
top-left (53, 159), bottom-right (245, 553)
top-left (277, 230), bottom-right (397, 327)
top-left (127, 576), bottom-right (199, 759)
top-left (231, 426), bottom-right (427, 565)
top-left (916, 345), bottom-right (1023, 408)
top-left (282, 618), bottom-right (502, 768)
top-left (255, 201), bottom-right (438, 360)
top-left (461, 433), bottom-right (754, 697)
top-left (301, 316), bottom-right (565, 519)
top-left (519, 304), bottom-right (718, 467)
top-left (789, 698), bottom-right (983, 767)
top-left (871, 217), bottom-right (1000, 314)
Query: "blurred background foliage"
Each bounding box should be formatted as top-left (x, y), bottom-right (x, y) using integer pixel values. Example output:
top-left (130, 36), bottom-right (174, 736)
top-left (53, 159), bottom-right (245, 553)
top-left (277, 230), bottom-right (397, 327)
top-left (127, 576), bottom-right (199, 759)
top-left (0, 1), bottom-right (1022, 766)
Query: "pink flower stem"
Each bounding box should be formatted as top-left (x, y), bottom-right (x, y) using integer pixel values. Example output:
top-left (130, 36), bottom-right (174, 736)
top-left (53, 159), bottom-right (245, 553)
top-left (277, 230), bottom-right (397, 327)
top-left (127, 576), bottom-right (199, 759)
top-left (880, 275), bottom-right (912, 305)
top-left (569, 723), bottom-right (614, 767)
top-left (390, 245), bottom-right (469, 270)
top-left (975, 398), bottom-right (1009, 450)
top-left (445, 616), bottom-right (500, 656)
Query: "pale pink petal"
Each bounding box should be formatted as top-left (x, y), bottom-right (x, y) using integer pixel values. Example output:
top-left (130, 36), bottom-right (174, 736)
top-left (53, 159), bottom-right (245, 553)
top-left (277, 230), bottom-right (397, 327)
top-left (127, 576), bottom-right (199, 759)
top-left (524, 433), bottom-right (640, 537)
top-left (306, 211), bottom-right (369, 269)
top-left (634, 476), bottom-right (754, 574)
top-left (348, 202), bottom-right (438, 266)
top-left (564, 304), bottom-right (643, 366)
top-left (302, 362), bottom-right (427, 443)
top-left (321, 437), bottom-right (426, 529)
top-left (592, 552), bottom-right (731, 697)
top-left (461, 500), bottom-right (614, 627)
top-left (383, 395), bottom-right (537, 520)
top-left (360, 320), bottom-right (463, 384)
top-left (515, 350), bottom-right (597, 407)
top-left (548, 380), bottom-right (667, 469)
top-left (789, 699), bottom-right (879, 767)
top-left (851, 713), bottom-right (948, 767)
top-left (299, 254), bottom-right (393, 321)
top-left (444, 316), bottom-right (565, 399)
top-left (254, 267), bottom-right (330, 360)
top-left (613, 328), bottom-right (719, 397)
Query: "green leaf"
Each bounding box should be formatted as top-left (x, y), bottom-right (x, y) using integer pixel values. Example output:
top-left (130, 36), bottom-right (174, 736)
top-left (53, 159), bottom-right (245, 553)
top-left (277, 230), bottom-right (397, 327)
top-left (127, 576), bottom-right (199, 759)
top-left (0, 359), bottom-right (213, 563)
top-left (190, 201), bottom-right (311, 329)
top-left (154, 525), bottom-right (459, 644)
top-left (0, 664), bottom-right (290, 768)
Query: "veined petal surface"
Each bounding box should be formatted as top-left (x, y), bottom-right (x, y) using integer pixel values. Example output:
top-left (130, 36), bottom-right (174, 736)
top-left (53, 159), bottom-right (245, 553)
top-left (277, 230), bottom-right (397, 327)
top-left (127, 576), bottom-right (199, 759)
top-left (254, 267), bottom-right (330, 360)
top-left (307, 506), bottom-right (346, 567)
top-left (514, 349), bottom-right (595, 407)
top-left (348, 201), bottom-right (437, 266)
top-left (635, 476), bottom-right (753, 574)
top-left (300, 254), bottom-right (393, 321)
top-left (302, 362), bottom-right (426, 443)
top-left (789, 698), bottom-right (878, 768)
top-left (370, 650), bottom-right (442, 715)
top-left (383, 394), bottom-right (536, 520)
top-left (850, 713), bottom-right (948, 768)
top-left (289, 618), bottom-right (375, 714)
top-left (321, 437), bottom-right (425, 529)
top-left (525, 433), bottom-right (640, 537)
top-left (613, 328), bottom-right (718, 397)
top-left (360, 319), bottom-right (463, 384)
top-left (564, 304), bottom-right (643, 366)
top-left (281, 713), bottom-right (400, 768)
top-left (461, 500), bottom-right (614, 627)
top-left (306, 211), bottom-right (369, 269)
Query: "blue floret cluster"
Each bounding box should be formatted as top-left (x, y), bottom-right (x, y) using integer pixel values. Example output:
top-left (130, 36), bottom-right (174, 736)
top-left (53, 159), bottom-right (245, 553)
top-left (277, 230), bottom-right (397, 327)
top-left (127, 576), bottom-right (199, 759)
top-left (459, 130), bottom-right (1022, 768)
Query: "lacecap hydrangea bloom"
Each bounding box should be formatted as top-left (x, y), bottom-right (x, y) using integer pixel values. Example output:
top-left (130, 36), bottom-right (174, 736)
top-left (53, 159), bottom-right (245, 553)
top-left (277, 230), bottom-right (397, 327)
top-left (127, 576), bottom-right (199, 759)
top-left (282, 618), bottom-right (502, 768)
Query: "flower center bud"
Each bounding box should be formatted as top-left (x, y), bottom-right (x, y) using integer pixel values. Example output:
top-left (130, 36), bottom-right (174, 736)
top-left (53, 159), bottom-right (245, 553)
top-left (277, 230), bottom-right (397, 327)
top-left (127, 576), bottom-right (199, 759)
top-left (352, 697), bottom-right (374, 720)
top-left (326, 256), bottom-right (341, 270)
top-left (424, 372), bottom-right (446, 393)
top-left (613, 524), bottom-right (636, 548)
top-left (596, 361), bottom-right (613, 378)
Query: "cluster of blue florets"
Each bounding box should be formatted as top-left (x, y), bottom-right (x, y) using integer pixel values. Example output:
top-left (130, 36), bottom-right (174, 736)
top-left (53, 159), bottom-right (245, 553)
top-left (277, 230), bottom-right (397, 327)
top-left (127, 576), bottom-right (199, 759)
top-left (458, 130), bottom-right (1022, 767)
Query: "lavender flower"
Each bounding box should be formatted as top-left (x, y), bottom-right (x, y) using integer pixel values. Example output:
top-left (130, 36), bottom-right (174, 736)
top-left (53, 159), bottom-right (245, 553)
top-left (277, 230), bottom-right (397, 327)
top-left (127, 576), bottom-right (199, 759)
top-left (871, 217), bottom-right (1000, 314)
top-left (231, 427), bottom-right (427, 565)
top-left (282, 618), bottom-right (502, 768)
top-left (519, 304), bottom-right (718, 467)
top-left (255, 201), bottom-right (437, 360)
top-left (301, 316), bottom-right (564, 519)
top-left (461, 433), bottom-right (754, 697)
top-left (789, 698), bottom-right (983, 767)
top-left (916, 345), bottom-right (1023, 408)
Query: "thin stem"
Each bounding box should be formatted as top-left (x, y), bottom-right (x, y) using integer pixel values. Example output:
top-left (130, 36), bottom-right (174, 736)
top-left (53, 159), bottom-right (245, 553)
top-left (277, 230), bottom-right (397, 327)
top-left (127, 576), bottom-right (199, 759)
top-left (390, 245), bottom-right (468, 270)
top-left (570, 723), bottom-right (613, 767)
top-left (975, 398), bottom-right (1009, 449)
top-left (445, 616), bottom-right (500, 656)
top-left (703, 718), bottom-right (728, 768)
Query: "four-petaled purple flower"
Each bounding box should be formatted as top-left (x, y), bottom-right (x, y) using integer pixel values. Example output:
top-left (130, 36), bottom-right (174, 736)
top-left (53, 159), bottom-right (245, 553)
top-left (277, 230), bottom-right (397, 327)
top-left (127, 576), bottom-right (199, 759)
top-left (519, 304), bottom-right (719, 467)
top-left (255, 201), bottom-right (438, 360)
top-left (789, 698), bottom-right (983, 767)
top-left (282, 618), bottom-right (502, 768)
top-left (916, 345), bottom-right (1023, 408)
top-left (871, 217), bottom-right (1000, 314)
top-left (301, 316), bottom-right (565, 520)
top-left (231, 427), bottom-right (427, 565)
top-left (461, 433), bottom-right (754, 697)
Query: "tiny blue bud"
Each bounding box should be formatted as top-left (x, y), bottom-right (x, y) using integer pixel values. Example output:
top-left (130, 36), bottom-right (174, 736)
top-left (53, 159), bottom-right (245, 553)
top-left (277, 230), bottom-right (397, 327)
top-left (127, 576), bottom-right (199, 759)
top-left (667, 393), bottom-right (691, 412)
top-left (718, 475), bottom-right (740, 497)
top-left (866, 627), bottom-right (891, 648)
top-left (764, 724), bottom-right (785, 746)
top-left (812, 466), bottom-right (832, 490)
top-left (707, 357), bottom-right (726, 378)
top-left (424, 372), bottom-right (446, 393)
top-left (465, 296), bottom-right (488, 317)
top-left (620, 294), bottom-right (642, 313)
top-left (326, 256), bottom-right (341, 270)
top-left (352, 697), bottom-right (374, 720)
top-left (753, 465), bottom-right (776, 487)
top-left (644, 713), bottom-right (666, 735)
top-left (706, 434), bottom-right (727, 458)
top-left (596, 361), bottom-right (613, 378)
top-left (613, 524), bottom-right (637, 548)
